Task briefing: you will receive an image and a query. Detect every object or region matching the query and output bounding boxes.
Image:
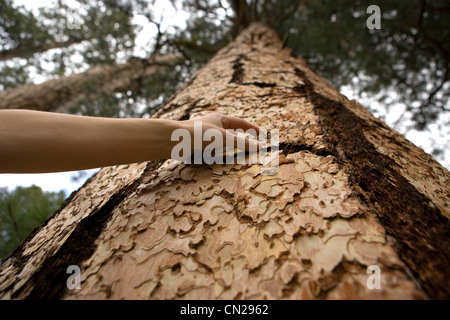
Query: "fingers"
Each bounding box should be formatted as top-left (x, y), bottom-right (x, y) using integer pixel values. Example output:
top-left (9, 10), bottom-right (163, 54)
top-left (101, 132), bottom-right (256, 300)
top-left (223, 129), bottom-right (261, 152)
top-left (221, 115), bottom-right (260, 134)
top-left (186, 113), bottom-right (262, 153)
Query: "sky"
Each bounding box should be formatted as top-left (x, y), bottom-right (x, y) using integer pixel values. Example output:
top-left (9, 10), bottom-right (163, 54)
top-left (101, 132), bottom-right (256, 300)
top-left (0, 169), bottom-right (99, 195)
top-left (0, 0), bottom-right (448, 198)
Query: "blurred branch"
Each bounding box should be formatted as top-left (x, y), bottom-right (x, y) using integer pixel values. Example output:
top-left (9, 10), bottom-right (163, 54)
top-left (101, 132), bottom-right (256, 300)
top-left (170, 41), bottom-right (192, 61)
top-left (0, 54), bottom-right (184, 113)
top-left (417, 0), bottom-right (450, 111)
top-left (229, 0), bottom-right (251, 37)
top-left (0, 34), bottom-right (85, 62)
top-left (148, 16), bottom-right (164, 58)
top-left (169, 38), bottom-right (219, 54)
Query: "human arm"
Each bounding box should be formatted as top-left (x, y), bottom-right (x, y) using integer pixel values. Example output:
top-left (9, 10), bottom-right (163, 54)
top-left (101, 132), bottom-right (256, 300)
top-left (0, 110), bottom-right (259, 173)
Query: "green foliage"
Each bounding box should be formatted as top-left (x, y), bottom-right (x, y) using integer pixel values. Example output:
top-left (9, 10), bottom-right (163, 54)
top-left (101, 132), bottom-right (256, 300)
top-left (0, 0), bottom-right (54, 58)
top-left (274, 0), bottom-right (449, 128)
top-left (0, 0), bottom-right (138, 89)
top-left (62, 0), bottom-right (135, 65)
top-left (0, 186), bottom-right (66, 263)
top-left (0, 62), bottom-right (29, 90)
top-left (137, 65), bottom-right (190, 117)
top-left (169, 10), bottom-right (232, 64)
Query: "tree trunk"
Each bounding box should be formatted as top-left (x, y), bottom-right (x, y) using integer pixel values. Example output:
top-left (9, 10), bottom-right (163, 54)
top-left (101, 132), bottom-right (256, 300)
top-left (0, 55), bottom-right (183, 113)
top-left (1, 23), bottom-right (449, 300)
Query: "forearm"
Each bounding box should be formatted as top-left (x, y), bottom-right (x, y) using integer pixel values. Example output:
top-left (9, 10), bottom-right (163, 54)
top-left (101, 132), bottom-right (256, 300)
top-left (0, 110), bottom-right (179, 173)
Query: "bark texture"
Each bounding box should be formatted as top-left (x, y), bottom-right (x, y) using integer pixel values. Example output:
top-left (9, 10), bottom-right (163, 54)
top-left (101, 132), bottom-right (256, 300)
top-left (1, 23), bottom-right (449, 300)
top-left (0, 55), bottom-right (182, 113)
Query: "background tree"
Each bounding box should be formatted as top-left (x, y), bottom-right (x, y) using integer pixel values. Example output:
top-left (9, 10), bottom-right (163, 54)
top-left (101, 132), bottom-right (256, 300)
top-left (0, 186), bottom-right (66, 263)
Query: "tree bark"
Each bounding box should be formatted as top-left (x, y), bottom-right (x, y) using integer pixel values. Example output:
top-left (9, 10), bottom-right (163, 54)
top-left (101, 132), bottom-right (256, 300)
top-left (0, 23), bottom-right (449, 300)
top-left (0, 54), bottom-right (183, 113)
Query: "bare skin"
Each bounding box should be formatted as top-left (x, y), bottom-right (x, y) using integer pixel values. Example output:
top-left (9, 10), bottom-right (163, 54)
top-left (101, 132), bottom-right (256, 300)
top-left (0, 110), bottom-right (260, 174)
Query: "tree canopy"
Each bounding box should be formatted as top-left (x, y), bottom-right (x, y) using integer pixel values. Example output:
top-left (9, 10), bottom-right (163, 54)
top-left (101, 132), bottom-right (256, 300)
top-left (0, 186), bottom-right (66, 262)
top-left (0, 0), bottom-right (448, 161)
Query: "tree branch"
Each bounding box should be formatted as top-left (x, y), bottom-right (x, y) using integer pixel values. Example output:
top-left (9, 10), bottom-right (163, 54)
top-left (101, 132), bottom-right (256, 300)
top-left (417, 0), bottom-right (449, 111)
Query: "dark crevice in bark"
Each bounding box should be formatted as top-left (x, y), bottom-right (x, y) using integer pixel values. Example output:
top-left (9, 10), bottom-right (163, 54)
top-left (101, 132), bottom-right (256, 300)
top-left (178, 114), bottom-right (191, 121)
top-left (11, 161), bottom-right (162, 300)
top-left (315, 259), bottom-right (365, 299)
top-left (229, 55), bottom-right (245, 84)
top-left (148, 101), bottom-right (181, 117)
top-left (183, 74), bottom-right (198, 89)
top-left (237, 80), bottom-right (311, 99)
top-left (177, 98), bottom-right (206, 121)
top-left (291, 65), bottom-right (450, 299)
top-left (242, 81), bottom-right (277, 88)
top-left (278, 142), bottom-right (336, 158)
top-left (157, 98), bottom-right (205, 121)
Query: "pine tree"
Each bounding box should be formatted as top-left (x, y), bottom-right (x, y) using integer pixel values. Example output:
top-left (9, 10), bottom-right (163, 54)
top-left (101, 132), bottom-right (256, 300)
top-left (0, 23), bottom-right (449, 300)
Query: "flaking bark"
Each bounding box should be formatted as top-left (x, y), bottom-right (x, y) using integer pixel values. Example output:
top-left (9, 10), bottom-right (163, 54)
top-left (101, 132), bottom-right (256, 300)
top-left (1, 23), bottom-right (449, 300)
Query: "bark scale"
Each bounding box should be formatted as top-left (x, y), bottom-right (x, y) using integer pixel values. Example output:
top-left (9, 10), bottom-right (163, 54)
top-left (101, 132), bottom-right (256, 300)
top-left (0, 23), bottom-right (449, 300)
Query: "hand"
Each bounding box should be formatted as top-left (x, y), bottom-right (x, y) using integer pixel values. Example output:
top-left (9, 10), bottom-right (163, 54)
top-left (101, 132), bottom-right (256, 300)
top-left (180, 112), bottom-right (261, 153)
